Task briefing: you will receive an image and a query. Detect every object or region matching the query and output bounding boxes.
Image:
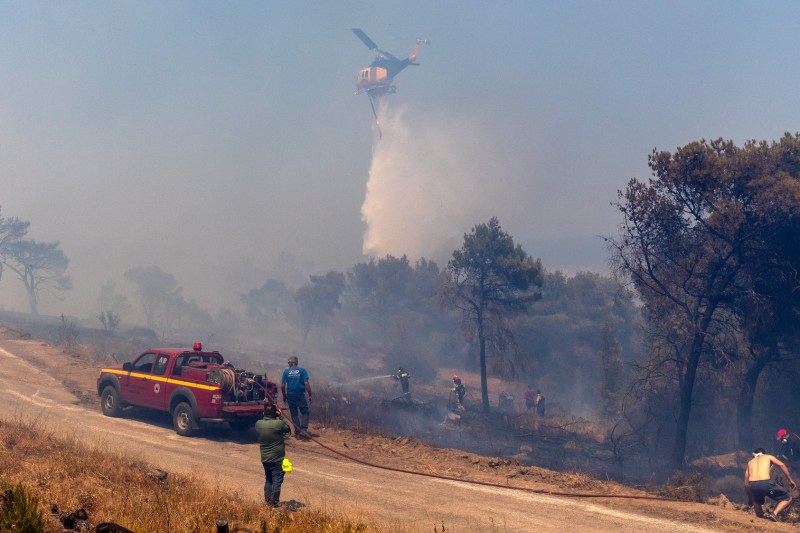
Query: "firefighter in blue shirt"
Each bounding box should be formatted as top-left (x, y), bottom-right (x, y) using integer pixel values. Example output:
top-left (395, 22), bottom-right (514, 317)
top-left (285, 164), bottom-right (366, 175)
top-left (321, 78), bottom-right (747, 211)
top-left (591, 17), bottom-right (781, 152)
top-left (281, 355), bottom-right (312, 440)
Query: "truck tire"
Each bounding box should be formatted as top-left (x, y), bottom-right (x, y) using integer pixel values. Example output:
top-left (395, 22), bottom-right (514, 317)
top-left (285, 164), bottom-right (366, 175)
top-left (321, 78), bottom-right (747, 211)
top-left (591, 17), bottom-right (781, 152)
top-left (100, 385), bottom-right (123, 417)
top-left (172, 402), bottom-right (197, 436)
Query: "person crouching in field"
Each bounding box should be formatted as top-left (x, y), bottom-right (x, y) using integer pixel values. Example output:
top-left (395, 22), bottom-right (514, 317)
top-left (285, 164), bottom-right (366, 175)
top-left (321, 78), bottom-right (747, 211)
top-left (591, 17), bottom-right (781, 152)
top-left (744, 447), bottom-right (797, 521)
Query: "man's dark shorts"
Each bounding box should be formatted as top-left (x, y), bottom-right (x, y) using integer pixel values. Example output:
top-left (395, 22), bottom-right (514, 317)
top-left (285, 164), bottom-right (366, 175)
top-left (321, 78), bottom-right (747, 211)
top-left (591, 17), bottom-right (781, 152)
top-left (749, 479), bottom-right (792, 504)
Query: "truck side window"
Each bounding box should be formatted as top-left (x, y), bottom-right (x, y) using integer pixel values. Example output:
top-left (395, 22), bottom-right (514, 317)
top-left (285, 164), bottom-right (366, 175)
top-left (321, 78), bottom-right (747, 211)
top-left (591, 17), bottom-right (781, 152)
top-left (173, 355), bottom-right (187, 375)
top-left (133, 353), bottom-right (156, 373)
top-left (153, 355), bottom-right (169, 376)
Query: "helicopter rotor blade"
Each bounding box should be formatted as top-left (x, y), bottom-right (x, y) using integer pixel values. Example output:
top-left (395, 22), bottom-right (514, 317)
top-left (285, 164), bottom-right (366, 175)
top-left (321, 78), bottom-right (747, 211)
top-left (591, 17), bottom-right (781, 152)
top-left (352, 28), bottom-right (379, 51)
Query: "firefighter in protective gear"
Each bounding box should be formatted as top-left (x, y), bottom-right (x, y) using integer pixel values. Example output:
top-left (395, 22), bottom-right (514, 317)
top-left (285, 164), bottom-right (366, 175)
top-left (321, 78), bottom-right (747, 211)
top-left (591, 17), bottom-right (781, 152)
top-left (451, 375), bottom-right (465, 411)
top-left (395, 366), bottom-right (411, 395)
top-left (776, 428), bottom-right (800, 464)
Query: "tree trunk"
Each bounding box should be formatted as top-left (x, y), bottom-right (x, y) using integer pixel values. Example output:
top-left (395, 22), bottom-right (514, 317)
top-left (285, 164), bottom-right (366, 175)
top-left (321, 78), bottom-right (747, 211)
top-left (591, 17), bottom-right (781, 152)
top-left (736, 364), bottom-right (762, 452)
top-left (672, 339), bottom-right (701, 469)
top-left (25, 279), bottom-right (37, 315)
top-left (672, 306), bottom-right (716, 470)
top-left (478, 315), bottom-right (489, 413)
top-left (736, 342), bottom-right (777, 450)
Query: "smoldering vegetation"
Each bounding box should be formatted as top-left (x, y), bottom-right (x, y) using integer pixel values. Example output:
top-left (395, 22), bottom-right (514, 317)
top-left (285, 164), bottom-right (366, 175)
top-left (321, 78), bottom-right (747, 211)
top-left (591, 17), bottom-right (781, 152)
top-left (5, 252), bottom-right (792, 492)
top-left (4, 129), bottom-right (800, 507)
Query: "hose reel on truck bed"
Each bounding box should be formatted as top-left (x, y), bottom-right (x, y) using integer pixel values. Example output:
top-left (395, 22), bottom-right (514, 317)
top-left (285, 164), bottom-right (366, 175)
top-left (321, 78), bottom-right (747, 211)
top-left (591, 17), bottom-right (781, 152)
top-left (207, 366), bottom-right (268, 403)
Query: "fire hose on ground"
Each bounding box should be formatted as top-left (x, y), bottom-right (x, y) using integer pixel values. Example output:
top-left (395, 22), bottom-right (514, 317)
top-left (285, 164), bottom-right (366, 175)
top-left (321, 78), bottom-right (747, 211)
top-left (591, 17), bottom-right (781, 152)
top-left (289, 424), bottom-right (687, 503)
top-left (260, 375), bottom-right (686, 503)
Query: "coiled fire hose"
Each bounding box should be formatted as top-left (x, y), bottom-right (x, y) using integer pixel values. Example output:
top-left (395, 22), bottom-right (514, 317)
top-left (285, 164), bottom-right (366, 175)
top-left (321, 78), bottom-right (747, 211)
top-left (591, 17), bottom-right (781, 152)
top-left (216, 367), bottom-right (237, 395)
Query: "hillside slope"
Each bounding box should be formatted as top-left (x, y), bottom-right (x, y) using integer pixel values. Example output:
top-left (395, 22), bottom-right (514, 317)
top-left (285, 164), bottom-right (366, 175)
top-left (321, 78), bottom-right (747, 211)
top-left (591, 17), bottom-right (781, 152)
top-left (0, 325), bottom-right (787, 533)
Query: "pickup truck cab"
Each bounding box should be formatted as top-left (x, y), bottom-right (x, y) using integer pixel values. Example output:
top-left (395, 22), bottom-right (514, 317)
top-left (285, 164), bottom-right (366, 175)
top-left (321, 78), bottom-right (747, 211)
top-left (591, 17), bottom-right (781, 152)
top-left (97, 343), bottom-right (269, 436)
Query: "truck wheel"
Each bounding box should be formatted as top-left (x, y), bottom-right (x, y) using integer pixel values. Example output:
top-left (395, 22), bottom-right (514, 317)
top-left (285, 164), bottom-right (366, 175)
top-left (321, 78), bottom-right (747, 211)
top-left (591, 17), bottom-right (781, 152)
top-left (172, 402), bottom-right (197, 436)
top-left (100, 385), bottom-right (123, 417)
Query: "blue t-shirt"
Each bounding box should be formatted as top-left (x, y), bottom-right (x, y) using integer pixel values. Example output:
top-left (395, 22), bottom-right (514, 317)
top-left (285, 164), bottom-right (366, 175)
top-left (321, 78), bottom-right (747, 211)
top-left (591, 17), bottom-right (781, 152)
top-left (282, 366), bottom-right (309, 397)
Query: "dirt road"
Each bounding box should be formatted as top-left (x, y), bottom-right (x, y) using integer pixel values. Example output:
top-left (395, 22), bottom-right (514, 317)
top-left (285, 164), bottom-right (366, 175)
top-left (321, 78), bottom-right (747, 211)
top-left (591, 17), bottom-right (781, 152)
top-left (0, 338), bottom-right (782, 532)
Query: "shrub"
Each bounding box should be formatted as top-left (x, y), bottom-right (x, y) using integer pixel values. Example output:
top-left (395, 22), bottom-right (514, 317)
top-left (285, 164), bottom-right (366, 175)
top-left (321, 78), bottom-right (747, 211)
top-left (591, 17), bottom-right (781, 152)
top-left (0, 483), bottom-right (46, 533)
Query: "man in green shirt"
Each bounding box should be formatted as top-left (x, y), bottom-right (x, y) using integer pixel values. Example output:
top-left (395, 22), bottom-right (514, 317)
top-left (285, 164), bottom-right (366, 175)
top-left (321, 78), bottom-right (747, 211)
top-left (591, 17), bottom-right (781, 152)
top-left (255, 403), bottom-right (291, 507)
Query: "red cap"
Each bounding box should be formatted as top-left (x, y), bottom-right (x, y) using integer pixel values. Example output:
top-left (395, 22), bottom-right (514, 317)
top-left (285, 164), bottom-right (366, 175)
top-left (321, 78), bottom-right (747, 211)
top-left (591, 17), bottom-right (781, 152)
top-left (777, 429), bottom-right (788, 440)
top-left (453, 375), bottom-right (459, 380)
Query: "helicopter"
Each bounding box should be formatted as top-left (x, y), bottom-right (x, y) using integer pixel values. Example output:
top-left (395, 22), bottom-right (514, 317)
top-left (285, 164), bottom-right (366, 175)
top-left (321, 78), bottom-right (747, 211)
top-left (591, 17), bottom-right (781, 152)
top-left (351, 28), bottom-right (429, 136)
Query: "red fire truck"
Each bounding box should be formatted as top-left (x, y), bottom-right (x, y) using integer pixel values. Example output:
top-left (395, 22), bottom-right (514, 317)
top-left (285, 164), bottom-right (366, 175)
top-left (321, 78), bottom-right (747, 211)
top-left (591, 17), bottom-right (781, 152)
top-left (97, 343), bottom-right (271, 436)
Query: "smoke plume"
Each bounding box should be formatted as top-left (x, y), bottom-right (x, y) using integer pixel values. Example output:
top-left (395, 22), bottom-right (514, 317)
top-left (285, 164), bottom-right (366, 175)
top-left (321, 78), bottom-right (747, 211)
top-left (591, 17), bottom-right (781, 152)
top-left (361, 101), bottom-right (516, 263)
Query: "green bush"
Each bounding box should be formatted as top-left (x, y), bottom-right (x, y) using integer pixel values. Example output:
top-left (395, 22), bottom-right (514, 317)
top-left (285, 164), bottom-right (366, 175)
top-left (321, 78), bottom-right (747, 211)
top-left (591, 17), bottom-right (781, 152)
top-left (0, 483), bottom-right (45, 533)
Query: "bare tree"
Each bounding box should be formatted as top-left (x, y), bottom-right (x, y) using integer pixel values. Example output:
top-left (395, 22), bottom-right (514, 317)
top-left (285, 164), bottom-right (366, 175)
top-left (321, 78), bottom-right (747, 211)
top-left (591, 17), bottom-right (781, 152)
top-left (3, 239), bottom-right (72, 315)
top-left (0, 208), bottom-right (30, 283)
top-left (124, 265), bottom-right (181, 330)
top-left (241, 279), bottom-right (295, 326)
top-left (294, 271), bottom-right (345, 340)
top-left (96, 281), bottom-right (131, 333)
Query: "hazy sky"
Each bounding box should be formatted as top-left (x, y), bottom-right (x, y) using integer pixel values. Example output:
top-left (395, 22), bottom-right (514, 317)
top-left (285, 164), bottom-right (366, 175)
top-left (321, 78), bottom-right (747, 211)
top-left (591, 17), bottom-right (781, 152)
top-left (2, 1), bottom-right (799, 318)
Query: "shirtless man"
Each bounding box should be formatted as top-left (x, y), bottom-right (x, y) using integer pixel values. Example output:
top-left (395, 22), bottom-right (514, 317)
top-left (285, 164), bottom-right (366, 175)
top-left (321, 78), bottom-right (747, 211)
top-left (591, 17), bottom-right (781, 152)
top-left (744, 447), bottom-right (797, 521)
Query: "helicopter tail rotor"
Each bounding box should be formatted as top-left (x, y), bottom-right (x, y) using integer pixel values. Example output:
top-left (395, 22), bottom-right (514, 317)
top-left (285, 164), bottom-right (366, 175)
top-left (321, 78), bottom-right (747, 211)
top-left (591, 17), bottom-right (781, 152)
top-left (408, 37), bottom-right (429, 63)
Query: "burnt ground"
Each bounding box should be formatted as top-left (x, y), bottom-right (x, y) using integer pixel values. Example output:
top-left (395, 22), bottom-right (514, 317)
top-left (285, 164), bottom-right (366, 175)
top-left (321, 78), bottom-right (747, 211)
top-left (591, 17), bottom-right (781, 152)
top-left (1, 321), bottom-right (797, 532)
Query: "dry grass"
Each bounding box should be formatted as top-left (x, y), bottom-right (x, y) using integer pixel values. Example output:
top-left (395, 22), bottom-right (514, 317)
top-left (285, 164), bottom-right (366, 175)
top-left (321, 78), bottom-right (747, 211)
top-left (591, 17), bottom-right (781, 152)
top-left (559, 470), bottom-right (596, 489)
top-left (656, 471), bottom-right (706, 503)
top-left (0, 416), bottom-right (407, 533)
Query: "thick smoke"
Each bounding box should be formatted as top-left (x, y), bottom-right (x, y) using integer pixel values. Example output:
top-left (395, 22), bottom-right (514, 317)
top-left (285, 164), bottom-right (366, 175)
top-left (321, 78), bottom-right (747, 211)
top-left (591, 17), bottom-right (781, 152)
top-left (361, 100), bottom-right (518, 263)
